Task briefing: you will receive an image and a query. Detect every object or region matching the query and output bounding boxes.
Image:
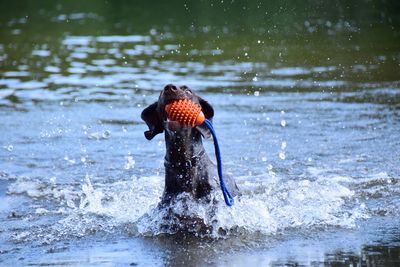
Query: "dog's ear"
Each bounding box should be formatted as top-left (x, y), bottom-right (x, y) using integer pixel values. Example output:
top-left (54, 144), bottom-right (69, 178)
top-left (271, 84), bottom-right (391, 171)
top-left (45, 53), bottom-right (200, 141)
top-left (199, 97), bottom-right (214, 120)
top-left (196, 97), bottom-right (214, 139)
top-left (141, 102), bottom-right (164, 140)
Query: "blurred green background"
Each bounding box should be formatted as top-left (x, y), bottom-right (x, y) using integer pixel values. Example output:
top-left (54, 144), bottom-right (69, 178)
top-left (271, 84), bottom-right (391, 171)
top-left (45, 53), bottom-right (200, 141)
top-left (1, 0), bottom-right (399, 85)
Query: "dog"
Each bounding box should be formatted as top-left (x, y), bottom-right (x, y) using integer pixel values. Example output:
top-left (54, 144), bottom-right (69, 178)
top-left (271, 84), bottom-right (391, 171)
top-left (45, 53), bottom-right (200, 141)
top-left (141, 84), bottom-right (239, 207)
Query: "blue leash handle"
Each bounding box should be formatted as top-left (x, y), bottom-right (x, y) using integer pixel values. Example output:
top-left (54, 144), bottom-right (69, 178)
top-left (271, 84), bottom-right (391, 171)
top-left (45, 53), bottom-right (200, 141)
top-left (204, 119), bottom-right (234, 206)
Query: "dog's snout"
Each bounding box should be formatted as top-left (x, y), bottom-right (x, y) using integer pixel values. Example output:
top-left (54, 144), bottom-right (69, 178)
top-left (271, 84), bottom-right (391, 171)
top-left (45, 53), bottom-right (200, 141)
top-left (164, 84), bottom-right (178, 92)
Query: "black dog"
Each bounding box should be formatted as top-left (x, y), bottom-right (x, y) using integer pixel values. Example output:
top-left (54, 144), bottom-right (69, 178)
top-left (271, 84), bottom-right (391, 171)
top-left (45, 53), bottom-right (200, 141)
top-left (141, 84), bottom-right (239, 206)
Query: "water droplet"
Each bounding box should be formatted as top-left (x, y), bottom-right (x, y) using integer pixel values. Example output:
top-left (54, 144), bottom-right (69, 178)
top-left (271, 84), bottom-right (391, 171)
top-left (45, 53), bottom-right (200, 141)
top-left (254, 91), bottom-right (260, 96)
top-left (5, 145), bottom-right (13, 151)
top-left (102, 130), bottom-right (111, 139)
top-left (252, 76), bottom-right (258, 82)
top-left (124, 155), bottom-right (136, 170)
top-left (261, 156), bottom-right (267, 162)
top-left (64, 156), bottom-right (76, 164)
top-left (279, 152), bottom-right (286, 160)
top-left (280, 120), bottom-right (286, 127)
top-left (281, 141), bottom-right (287, 149)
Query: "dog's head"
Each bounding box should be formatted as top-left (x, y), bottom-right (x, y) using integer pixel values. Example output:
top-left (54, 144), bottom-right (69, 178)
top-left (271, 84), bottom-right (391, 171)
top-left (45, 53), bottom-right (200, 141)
top-left (141, 84), bottom-right (214, 140)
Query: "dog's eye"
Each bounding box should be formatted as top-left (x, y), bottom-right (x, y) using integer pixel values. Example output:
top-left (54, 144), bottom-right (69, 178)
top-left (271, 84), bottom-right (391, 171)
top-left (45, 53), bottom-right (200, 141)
top-left (181, 85), bottom-right (192, 94)
top-left (182, 86), bottom-right (192, 95)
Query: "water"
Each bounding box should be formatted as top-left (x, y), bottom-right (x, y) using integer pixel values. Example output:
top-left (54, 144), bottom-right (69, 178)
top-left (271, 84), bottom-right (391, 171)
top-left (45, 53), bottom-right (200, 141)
top-left (1, 0), bottom-right (400, 265)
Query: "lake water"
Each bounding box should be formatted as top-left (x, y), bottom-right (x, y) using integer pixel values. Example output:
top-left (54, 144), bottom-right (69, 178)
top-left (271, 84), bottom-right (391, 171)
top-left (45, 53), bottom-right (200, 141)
top-left (1, 1), bottom-right (400, 266)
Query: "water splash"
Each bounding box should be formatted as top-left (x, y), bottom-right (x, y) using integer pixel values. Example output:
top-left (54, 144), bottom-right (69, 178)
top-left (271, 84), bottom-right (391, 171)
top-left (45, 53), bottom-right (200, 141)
top-left (6, 167), bottom-right (390, 246)
top-left (79, 175), bottom-right (161, 222)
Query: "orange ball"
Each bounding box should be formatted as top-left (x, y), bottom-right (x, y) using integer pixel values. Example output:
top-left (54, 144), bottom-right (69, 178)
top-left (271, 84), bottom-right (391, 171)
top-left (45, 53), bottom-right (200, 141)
top-left (165, 99), bottom-right (205, 127)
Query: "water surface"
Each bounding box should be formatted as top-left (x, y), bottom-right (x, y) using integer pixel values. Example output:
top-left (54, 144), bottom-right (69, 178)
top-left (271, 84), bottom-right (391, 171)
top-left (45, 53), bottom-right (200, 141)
top-left (1, 1), bottom-right (400, 266)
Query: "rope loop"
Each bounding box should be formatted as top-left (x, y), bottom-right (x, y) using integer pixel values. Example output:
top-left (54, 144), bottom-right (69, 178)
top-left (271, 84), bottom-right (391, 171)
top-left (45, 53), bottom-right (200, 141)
top-left (204, 119), bottom-right (234, 206)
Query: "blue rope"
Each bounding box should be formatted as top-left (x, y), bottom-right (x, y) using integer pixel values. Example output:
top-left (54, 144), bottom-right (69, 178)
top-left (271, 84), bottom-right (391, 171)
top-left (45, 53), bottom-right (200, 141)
top-left (204, 119), bottom-right (234, 206)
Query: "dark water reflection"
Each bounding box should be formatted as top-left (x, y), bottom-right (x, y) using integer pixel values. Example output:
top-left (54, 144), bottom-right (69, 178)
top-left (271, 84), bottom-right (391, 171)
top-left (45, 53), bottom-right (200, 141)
top-left (1, 0), bottom-right (400, 266)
